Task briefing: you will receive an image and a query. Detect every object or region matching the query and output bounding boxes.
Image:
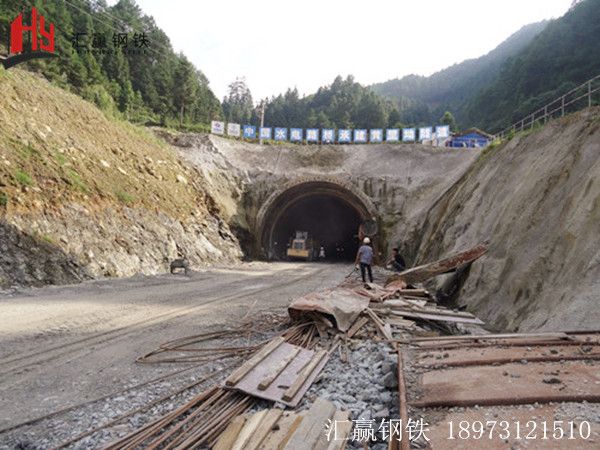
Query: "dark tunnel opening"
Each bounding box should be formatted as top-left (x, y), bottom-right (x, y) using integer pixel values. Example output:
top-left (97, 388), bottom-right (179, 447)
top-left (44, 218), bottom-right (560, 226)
top-left (270, 195), bottom-right (363, 261)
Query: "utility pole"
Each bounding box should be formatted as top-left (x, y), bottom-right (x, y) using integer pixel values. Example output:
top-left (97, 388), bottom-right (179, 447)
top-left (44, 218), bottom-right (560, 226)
top-left (258, 100), bottom-right (266, 145)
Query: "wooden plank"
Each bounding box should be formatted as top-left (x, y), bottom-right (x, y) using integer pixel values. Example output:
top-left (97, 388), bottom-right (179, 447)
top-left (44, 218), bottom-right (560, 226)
top-left (390, 309), bottom-right (484, 325)
top-left (347, 316), bottom-right (369, 338)
top-left (213, 414), bottom-right (247, 450)
top-left (244, 409), bottom-right (284, 450)
top-left (410, 306), bottom-right (476, 319)
top-left (397, 289), bottom-right (429, 297)
top-left (366, 308), bottom-right (393, 340)
top-left (381, 299), bottom-right (410, 308)
top-left (258, 348), bottom-right (301, 391)
top-left (226, 337), bottom-right (285, 387)
top-left (283, 398), bottom-right (336, 450)
top-left (387, 317), bottom-right (416, 327)
top-left (282, 351), bottom-right (327, 402)
top-left (231, 410), bottom-right (268, 450)
top-left (259, 413), bottom-right (304, 450)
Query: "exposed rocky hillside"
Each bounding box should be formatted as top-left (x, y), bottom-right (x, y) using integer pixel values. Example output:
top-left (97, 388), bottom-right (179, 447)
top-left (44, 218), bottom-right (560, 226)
top-left (164, 132), bottom-right (480, 259)
top-left (415, 108), bottom-right (600, 331)
top-left (0, 69), bottom-right (241, 289)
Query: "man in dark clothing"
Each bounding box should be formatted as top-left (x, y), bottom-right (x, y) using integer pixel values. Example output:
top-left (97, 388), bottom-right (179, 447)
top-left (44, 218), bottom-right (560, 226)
top-left (387, 247), bottom-right (406, 272)
top-left (355, 237), bottom-right (374, 284)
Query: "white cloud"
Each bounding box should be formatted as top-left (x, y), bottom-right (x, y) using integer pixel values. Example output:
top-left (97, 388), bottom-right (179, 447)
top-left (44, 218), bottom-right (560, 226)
top-left (131, 0), bottom-right (572, 101)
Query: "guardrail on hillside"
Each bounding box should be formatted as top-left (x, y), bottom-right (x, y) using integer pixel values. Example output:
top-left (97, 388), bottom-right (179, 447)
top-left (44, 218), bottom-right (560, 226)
top-left (496, 74), bottom-right (600, 139)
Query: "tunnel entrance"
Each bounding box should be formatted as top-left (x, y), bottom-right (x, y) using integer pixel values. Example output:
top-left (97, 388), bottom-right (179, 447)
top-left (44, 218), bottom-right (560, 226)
top-left (272, 195), bottom-right (362, 261)
top-left (257, 179), bottom-right (379, 262)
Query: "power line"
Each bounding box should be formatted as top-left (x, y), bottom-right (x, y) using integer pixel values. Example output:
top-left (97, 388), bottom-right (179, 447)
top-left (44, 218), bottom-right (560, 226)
top-left (61, 0), bottom-right (174, 61)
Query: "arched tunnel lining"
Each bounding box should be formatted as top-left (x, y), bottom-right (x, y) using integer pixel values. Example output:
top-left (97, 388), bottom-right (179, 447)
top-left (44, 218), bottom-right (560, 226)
top-left (259, 181), bottom-right (378, 261)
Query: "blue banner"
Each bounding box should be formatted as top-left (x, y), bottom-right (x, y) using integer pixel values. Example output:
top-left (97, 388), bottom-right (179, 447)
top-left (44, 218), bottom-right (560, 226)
top-left (386, 128), bottom-right (400, 142)
top-left (274, 127), bottom-right (287, 141)
top-left (338, 129), bottom-right (351, 143)
top-left (306, 128), bottom-right (319, 142)
top-left (216, 122), bottom-right (454, 145)
top-left (290, 128), bottom-right (303, 142)
top-left (354, 129), bottom-right (367, 143)
top-left (243, 125), bottom-right (256, 139)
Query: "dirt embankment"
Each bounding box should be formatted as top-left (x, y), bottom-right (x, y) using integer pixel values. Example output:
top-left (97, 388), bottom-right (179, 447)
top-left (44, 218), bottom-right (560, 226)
top-left (415, 109), bottom-right (600, 331)
top-left (0, 69), bottom-right (241, 288)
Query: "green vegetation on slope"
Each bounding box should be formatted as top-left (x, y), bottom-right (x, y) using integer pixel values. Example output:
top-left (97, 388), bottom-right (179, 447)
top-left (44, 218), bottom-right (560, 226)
top-left (0, 69), bottom-right (216, 220)
top-left (0, 0), bottom-right (221, 128)
top-left (465, 0), bottom-right (600, 131)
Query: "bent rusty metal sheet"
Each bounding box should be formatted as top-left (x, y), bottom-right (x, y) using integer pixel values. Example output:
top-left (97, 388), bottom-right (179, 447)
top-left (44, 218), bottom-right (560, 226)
top-left (386, 243), bottom-right (488, 285)
top-left (288, 288), bottom-right (370, 331)
top-left (224, 342), bottom-right (328, 407)
top-left (416, 343), bottom-right (600, 368)
top-left (411, 360), bottom-right (600, 408)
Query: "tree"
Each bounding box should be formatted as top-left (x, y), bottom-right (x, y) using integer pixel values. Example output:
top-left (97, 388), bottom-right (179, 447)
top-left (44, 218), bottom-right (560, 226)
top-left (173, 55), bottom-right (198, 126)
top-left (222, 78), bottom-right (254, 124)
top-left (440, 111), bottom-right (458, 131)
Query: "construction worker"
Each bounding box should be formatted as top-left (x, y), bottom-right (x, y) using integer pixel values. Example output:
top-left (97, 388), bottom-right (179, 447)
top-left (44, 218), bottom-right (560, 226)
top-left (387, 247), bottom-right (406, 272)
top-left (318, 246), bottom-right (326, 261)
top-left (355, 237), bottom-right (374, 285)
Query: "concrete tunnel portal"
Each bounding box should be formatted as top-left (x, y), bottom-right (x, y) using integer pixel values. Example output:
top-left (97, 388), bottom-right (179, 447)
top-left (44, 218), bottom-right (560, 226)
top-left (257, 180), bottom-right (379, 261)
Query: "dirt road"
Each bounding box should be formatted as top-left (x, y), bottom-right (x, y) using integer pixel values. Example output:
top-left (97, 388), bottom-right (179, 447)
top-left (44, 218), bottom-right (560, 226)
top-left (0, 262), bottom-right (349, 434)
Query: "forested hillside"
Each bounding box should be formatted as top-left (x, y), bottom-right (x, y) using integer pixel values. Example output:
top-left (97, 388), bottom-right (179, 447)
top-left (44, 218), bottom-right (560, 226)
top-left (464, 0), bottom-right (600, 131)
top-left (0, 0), bottom-right (221, 128)
top-left (263, 75), bottom-right (403, 130)
top-left (370, 21), bottom-right (547, 127)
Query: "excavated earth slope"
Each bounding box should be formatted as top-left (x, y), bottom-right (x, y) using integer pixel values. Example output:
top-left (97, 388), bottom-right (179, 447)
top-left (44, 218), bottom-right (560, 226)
top-left (0, 69), bottom-right (241, 288)
top-left (415, 108), bottom-right (600, 331)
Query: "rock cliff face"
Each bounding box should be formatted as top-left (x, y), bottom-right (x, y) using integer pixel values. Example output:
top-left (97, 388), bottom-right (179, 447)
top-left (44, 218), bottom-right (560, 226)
top-left (0, 70), bottom-right (241, 288)
top-left (414, 109), bottom-right (600, 331)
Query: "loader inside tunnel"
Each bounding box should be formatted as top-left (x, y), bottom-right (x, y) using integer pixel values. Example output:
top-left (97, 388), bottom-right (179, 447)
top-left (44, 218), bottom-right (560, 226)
top-left (257, 180), bottom-right (378, 261)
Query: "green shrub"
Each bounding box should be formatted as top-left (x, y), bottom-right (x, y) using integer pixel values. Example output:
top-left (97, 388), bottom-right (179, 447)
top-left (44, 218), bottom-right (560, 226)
top-left (41, 234), bottom-right (55, 244)
top-left (15, 169), bottom-right (33, 186)
top-left (67, 169), bottom-right (88, 193)
top-left (0, 191), bottom-right (7, 207)
top-left (116, 190), bottom-right (135, 205)
top-left (55, 153), bottom-right (67, 166)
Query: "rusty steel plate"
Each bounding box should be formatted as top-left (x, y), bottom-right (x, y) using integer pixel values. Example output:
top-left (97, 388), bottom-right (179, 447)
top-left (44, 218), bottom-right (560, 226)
top-left (416, 344), bottom-right (600, 368)
top-left (224, 342), bottom-right (328, 407)
top-left (411, 360), bottom-right (600, 408)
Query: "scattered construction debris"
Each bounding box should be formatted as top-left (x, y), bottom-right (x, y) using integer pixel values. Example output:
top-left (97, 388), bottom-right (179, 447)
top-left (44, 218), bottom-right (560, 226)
top-left (223, 337), bottom-right (331, 407)
top-left (386, 243), bottom-right (487, 286)
top-left (288, 288), bottom-right (370, 331)
top-left (41, 245), bottom-right (599, 449)
top-left (214, 398), bottom-right (352, 450)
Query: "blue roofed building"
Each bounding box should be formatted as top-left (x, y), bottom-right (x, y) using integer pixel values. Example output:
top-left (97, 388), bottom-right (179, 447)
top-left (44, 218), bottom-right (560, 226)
top-left (447, 128), bottom-right (493, 148)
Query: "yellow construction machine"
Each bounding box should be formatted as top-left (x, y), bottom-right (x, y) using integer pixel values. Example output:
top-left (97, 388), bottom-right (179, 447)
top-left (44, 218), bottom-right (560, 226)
top-left (286, 231), bottom-right (314, 261)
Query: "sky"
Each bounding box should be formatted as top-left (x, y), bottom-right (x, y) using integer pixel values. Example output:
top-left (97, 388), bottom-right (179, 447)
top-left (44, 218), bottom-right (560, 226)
top-left (123, 0), bottom-right (572, 102)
